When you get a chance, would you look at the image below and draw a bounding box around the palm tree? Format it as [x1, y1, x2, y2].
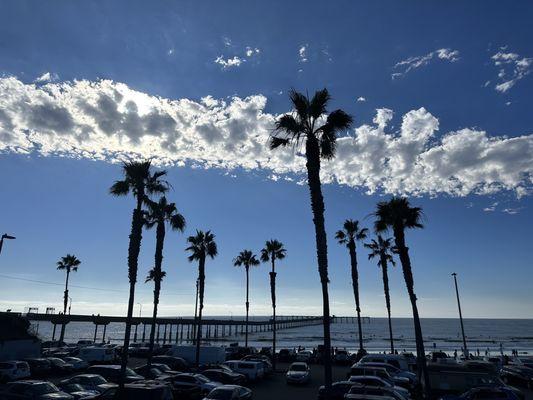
[109, 160, 168, 389]
[269, 89, 352, 392]
[233, 250, 260, 348]
[144, 196, 186, 365]
[260, 239, 287, 371]
[374, 197, 430, 395]
[185, 230, 218, 367]
[365, 235, 396, 354]
[335, 220, 368, 354]
[56, 254, 81, 342]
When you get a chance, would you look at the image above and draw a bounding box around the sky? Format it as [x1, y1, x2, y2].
[0, 0, 532, 319]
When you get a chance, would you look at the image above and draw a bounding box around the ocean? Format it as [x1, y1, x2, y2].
[32, 317, 533, 356]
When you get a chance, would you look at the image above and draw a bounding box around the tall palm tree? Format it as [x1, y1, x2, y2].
[144, 196, 186, 365]
[233, 250, 260, 348]
[365, 235, 396, 354]
[185, 230, 218, 367]
[260, 239, 287, 371]
[109, 160, 168, 389]
[269, 89, 352, 392]
[56, 254, 81, 342]
[335, 220, 368, 354]
[374, 197, 430, 395]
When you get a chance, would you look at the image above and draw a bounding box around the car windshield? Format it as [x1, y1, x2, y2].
[90, 375, 107, 384]
[195, 374, 210, 383]
[50, 358, 66, 365]
[33, 383, 59, 395]
[63, 384, 85, 392]
[207, 388, 234, 400]
[156, 364, 171, 372]
[125, 367, 138, 376]
[290, 364, 307, 371]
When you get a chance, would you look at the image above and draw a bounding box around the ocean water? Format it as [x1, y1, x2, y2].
[32, 317, 533, 356]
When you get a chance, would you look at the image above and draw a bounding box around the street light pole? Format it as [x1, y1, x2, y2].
[134, 303, 142, 343]
[0, 234, 16, 255]
[68, 297, 72, 315]
[452, 273, 469, 358]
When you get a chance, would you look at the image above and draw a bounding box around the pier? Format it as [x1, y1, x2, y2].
[12, 312, 370, 343]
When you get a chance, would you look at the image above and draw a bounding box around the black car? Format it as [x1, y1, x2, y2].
[46, 357, 74, 375]
[318, 381, 354, 400]
[23, 358, 52, 378]
[501, 366, 533, 389]
[57, 383, 100, 399]
[202, 369, 246, 385]
[60, 373, 116, 393]
[151, 363, 181, 376]
[0, 380, 73, 399]
[134, 365, 171, 380]
[449, 387, 523, 400]
[278, 349, 295, 362]
[152, 355, 189, 371]
[87, 365, 144, 384]
[92, 381, 174, 400]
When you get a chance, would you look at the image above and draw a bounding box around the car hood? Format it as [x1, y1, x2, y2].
[287, 371, 308, 378]
[39, 393, 74, 400]
[70, 390, 100, 398]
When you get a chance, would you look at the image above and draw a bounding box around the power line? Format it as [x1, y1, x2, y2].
[0, 274, 193, 296]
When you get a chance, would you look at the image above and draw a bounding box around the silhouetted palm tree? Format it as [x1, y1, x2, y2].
[374, 197, 430, 395]
[186, 230, 218, 367]
[365, 235, 396, 354]
[233, 250, 260, 348]
[144, 196, 185, 365]
[335, 220, 368, 354]
[269, 89, 352, 392]
[56, 254, 81, 342]
[109, 160, 168, 389]
[260, 239, 287, 371]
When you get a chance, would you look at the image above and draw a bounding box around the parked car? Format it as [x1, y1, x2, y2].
[500, 365, 533, 389]
[204, 384, 252, 400]
[0, 361, 31, 382]
[348, 375, 410, 398]
[198, 364, 234, 374]
[286, 362, 310, 384]
[201, 369, 246, 385]
[57, 383, 100, 399]
[77, 340, 94, 347]
[357, 361, 418, 385]
[159, 373, 222, 396]
[0, 380, 74, 400]
[241, 355, 272, 374]
[46, 357, 74, 375]
[295, 350, 313, 362]
[61, 357, 89, 371]
[152, 355, 189, 371]
[60, 373, 116, 393]
[359, 355, 410, 372]
[318, 381, 355, 400]
[91, 381, 174, 400]
[150, 363, 182, 376]
[77, 347, 115, 364]
[335, 350, 350, 365]
[134, 365, 172, 380]
[23, 358, 52, 378]
[511, 357, 533, 369]
[223, 361, 264, 381]
[87, 365, 144, 384]
[443, 387, 522, 400]
[345, 384, 408, 400]
[349, 365, 411, 389]
[277, 348, 295, 362]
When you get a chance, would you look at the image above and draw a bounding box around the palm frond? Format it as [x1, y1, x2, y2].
[109, 180, 130, 196]
[309, 88, 331, 119]
[289, 89, 309, 121]
[269, 136, 291, 150]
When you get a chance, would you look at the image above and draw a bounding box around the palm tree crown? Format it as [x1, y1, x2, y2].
[56, 254, 81, 273]
[233, 250, 260, 269]
[145, 267, 166, 283]
[269, 89, 353, 159]
[335, 219, 368, 246]
[186, 230, 218, 261]
[144, 196, 186, 232]
[374, 197, 424, 233]
[109, 160, 169, 200]
[260, 239, 287, 264]
[365, 236, 396, 268]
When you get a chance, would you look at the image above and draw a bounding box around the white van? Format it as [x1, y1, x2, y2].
[223, 360, 264, 381]
[165, 345, 225, 365]
[359, 354, 410, 372]
[78, 346, 115, 364]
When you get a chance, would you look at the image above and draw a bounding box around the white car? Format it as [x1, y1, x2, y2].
[286, 362, 310, 384]
[166, 373, 222, 396]
[348, 376, 410, 398]
[62, 357, 89, 371]
[0, 361, 31, 382]
[203, 385, 252, 400]
[224, 361, 264, 381]
[296, 350, 313, 362]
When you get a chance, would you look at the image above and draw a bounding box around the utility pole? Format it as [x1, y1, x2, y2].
[452, 273, 468, 358]
[0, 233, 16, 255]
[193, 279, 199, 344]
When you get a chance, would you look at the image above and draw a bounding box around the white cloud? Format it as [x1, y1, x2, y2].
[245, 47, 260, 57]
[299, 44, 308, 63]
[214, 55, 244, 69]
[491, 49, 532, 93]
[392, 48, 460, 79]
[356, 97, 366, 102]
[34, 72, 59, 83]
[483, 202, 498, 212]
[0, 77, 531, 198]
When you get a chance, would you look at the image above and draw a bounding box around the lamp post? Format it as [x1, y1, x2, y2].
[0, 234, 16, 255]
[452, 273, 469, 358]
[134, 303, 142, 342]
[68, 297, 72, 315]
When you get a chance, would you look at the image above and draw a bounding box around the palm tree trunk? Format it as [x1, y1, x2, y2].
[269, 256, 277, 372]
[380, 258, 394, 354]
[195, 257, 205, 367]
[393, 227, 430, 397]
[348, 241, 364, 352]
[245, 265, 250, 348]
[119, 197, 144, 392]
[148, 221, 165, 366]
[305, 136, 333, 394]
[59, 270, 70, 343]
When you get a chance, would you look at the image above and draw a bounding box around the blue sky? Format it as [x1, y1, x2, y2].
[0, 0, 531, 318]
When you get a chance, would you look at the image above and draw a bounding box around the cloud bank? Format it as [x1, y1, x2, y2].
[393, 48, 460, 79]
[0, 76, 531, 197]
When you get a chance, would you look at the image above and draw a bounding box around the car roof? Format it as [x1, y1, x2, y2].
[291, 362, 308, 366]
[90, 365, 120, 369]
